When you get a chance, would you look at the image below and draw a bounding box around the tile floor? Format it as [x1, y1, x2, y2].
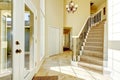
[35, 51, 111, 80]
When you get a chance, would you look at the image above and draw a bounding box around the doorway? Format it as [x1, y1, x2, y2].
[63, 27, 71, 51]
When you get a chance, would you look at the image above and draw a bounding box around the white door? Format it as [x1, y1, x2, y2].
[12, 0, 36, 80]
[0, 1, 13, 79]
[0, 0, 36, 80]
[48, 27, 60, 56]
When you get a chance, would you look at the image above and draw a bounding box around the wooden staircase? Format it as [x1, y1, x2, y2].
[78, 21, 105, 73]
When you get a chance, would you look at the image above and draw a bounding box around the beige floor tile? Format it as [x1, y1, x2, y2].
[35, 51, 111, 80]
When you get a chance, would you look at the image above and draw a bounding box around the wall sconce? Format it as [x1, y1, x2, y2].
[66, 0, 78, 13]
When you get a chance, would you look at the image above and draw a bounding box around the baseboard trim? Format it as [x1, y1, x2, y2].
[35, 56, 46, 74]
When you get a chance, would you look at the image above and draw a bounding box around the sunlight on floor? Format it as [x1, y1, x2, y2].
[50, 65, 94, 80]
[35, 51, 111, 80]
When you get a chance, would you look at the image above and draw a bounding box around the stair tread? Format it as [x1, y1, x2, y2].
[83, 50, 103, 58]
[88, 33, 103, 35]
[81, 55, 103, 60]
[78, 61, 103, 73]
[88, 35, 103, 36]
[85, 46, 103, 48]
[78, 61, 103, 69]
[87, 37, 103, 39]
[83, 50, 103, 54]
[80, 55, 103, 66]
[86, 41, 103, 44]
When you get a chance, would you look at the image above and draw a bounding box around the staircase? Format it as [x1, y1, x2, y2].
[78, 21, 105, 73]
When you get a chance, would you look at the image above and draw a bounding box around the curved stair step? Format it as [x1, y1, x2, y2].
[78, 61, 103, 73]
[80, 55, 103, 66]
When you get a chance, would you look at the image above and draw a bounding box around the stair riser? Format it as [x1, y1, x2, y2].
[88, 35, 103, 38]
[78, 63, 103, 73]
[85, 43, 103, 46]
[91, 26, 103, 28]
[84, 47, 103, 52]
[87, 36, 103, 38]
[88, 32, 103, 36]
[86, 39, 103, 42]
[83, 52, 103, 58]
[89, 30, 103, 32]
[89, 32, 103, 35]
[91, 29, 104, 31]
[80, 57, 103, 66]
[93, 24, 104, 27]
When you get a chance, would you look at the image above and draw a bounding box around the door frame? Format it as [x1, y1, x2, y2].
[24, 0, 37, 80]
[13, 0, 37, 80]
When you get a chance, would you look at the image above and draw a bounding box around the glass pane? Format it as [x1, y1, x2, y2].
[0, 0, 12, 80]
[24, 5, 34, 78]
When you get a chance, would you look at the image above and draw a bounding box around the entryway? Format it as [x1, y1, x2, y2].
[63, 27, 72, 51]
[34, 51, 111, 80]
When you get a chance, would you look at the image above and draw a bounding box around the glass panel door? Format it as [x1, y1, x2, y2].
[0, 0, 12, 80]
[24, 5, 34, 78]
[0, 0, 35, 80]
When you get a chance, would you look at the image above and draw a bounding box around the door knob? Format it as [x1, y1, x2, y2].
[16, 41, 20, 45]
[16, 49, 22, 54]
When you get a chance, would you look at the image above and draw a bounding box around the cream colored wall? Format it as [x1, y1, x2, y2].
[46, 0, 64, 28]
[65, 0, 90, 36]
[31, 0, 64, 59]
[45, 0, 64, 56]
[31, 0, 41, 67]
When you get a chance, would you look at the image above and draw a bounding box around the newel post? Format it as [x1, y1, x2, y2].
[72, 36, 80, 61]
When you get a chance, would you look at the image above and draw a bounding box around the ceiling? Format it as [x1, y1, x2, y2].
[90, 0, 106, 14]
[90, 0, 106, 8]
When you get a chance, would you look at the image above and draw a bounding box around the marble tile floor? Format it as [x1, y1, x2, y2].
[35, 51, 112, 80]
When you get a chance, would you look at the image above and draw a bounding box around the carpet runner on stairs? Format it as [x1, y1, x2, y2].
[79, 20, 105, 73]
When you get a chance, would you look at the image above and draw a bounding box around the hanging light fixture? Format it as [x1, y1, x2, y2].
[66, 0, 78, 13]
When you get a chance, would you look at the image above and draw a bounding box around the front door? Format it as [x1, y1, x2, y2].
[0, 0, 35, 80]
[12, 0, 35, 80]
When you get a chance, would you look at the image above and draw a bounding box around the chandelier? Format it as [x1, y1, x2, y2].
[66, 0, 78, 13]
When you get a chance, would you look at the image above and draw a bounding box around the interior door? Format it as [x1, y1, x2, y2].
[48, 27, 60, 56]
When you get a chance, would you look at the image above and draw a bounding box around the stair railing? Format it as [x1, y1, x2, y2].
[72, 9, 102, 62]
